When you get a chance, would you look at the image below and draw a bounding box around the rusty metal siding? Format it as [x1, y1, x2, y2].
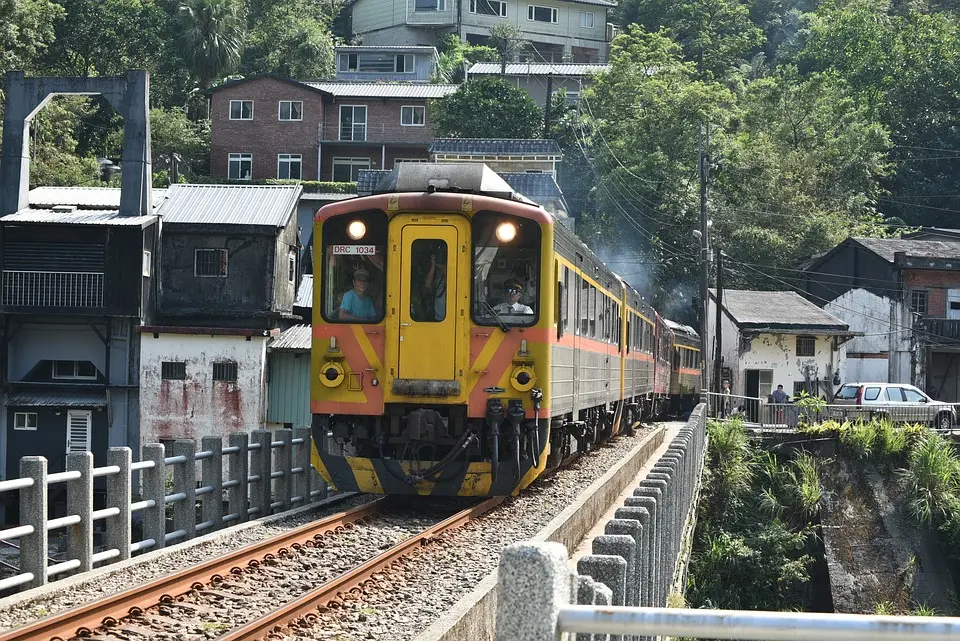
[266, 351, 311, 427]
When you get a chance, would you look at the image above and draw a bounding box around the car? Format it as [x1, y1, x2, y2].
[832, 382, 957, 430]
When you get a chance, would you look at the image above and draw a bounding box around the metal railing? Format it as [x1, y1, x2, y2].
[321, 123, 435, 144]
[0, 427, 329, 594]
[1, 270, 104, 307]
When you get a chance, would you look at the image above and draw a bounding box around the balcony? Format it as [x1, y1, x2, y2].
[2, 270, 104, 308]
[320, 123, 434, 145]
[406, 0, 456, 26]
[918, 318, 960, 346]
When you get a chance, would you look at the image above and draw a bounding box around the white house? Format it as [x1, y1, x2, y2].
[708, 289, 857, 403]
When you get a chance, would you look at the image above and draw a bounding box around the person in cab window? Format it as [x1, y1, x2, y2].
[493, 278, 533, 315]
[423, 246, 446, 320]
[339, 268, 377, 321]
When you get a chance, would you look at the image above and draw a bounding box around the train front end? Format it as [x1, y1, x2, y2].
[310, 164, 554, 497]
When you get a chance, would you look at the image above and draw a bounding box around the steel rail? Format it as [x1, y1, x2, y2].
[216, 496, 506, 641]
[0, 495, 383, 641]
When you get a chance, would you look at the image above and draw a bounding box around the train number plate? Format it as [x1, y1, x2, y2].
[332, 245, 377, 255]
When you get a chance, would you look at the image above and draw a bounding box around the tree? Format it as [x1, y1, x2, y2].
[28, 96, 101, 188]
[429, 76, 543, 138]
[241, 0, 334, 79]
[0, 0, 63, 76]
[176, 0, 245, 89]
[488, 21, 526, 66]
[434, 33, 498, 83]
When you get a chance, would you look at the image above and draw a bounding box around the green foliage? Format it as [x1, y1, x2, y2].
[0, 0, 63, 76]
[241, 0, 334, 79]
[429, 76, 543, 139]
[897, 431, 960, 527]
[176, 0, 245, 89]
[29, 96, 101, 188]
[434, 33, 498, 83]
[190, 176, 357, 193]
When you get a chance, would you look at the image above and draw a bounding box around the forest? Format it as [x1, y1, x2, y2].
[1, 0, 959, 315]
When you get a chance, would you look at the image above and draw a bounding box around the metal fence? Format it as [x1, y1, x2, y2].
[0, 427, 329, 594]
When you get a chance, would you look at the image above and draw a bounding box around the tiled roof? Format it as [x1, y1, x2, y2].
[713, 289, 850, 331]
[468, 62, 610, 76]
[854, 237, 960, 262]
[335, 45, 438, 53]
[499, 172, 564, 203]
[357, 170, 392, 196]
[5, 389, 108, 408]
[295, 275, 313, 309]
[304, 82, 459, 99]
[29, 186, 167, 209]
[158, 184, 300, 227]
[270, 324, 312, 351]
[2, 209, 157, 226]
[430, 138, 562, 156]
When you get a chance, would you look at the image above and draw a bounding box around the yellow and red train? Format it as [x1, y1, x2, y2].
[310, 164, 701, 497]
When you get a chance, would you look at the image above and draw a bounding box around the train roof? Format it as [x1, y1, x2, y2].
[371, 163, 542, 209]
[665, 318, 700, 340]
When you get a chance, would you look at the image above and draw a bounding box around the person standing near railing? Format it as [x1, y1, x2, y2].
[771, 384, 790, 424]
[721, 380, 731, 418]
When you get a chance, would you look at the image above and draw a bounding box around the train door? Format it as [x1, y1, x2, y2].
[396, 223, 464, 381]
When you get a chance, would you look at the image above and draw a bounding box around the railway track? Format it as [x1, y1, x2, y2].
[0, 494, 503, 641]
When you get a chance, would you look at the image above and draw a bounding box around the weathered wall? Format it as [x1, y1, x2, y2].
[736, 333, 837, 397]
[139, 333, 268, 444]
[266, 351, 311, 427]
[826, 288, 911, 385]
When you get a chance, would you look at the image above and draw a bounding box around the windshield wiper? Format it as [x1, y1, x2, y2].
[481, 299, 509, 333]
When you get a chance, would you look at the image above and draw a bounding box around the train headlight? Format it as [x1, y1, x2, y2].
[320, 361, 345, 388]
[347, 220, 366, 240]
[495, 221, 517, 243]
[510, 365, 537, 392]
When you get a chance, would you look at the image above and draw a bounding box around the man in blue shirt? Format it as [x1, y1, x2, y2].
[338, 268, 377, 321]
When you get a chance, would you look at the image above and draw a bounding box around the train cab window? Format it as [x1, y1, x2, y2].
[472, 212, 540, 326]
[409, 239, 448, 322]
[320, 211, 387, 323]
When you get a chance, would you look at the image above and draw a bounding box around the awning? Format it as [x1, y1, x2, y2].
[4, 390, 108, 408]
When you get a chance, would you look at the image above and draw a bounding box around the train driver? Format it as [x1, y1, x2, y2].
[338, 267, 378, 321]
[492, 278, 534, 315]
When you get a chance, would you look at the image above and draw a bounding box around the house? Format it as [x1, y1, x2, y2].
[348, 0, 616, 63]
[466, 61, 609, 106]
[707, 289, 856, 405]
[429, 138, 562, 176]
[209, 75, 459, 183]
[137, 184, 302, 446]
[800, 236, 960, 400]
[265, 324, 313, 430]
[335, 45, 439, 81]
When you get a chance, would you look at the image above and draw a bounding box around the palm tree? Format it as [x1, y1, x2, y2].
[176, 0, 245, 89]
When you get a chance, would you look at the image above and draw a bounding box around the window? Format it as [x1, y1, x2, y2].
[528, 4, 558, 22]
[14, 412, 37, 431]
[213, 362, 238, 382]
[321, 210, 388, 323]
[278, 100, 303, 121]
[579, 10, 595, 28]
[142, 250, 151, 277]
[228, 153, 252, 180]
[195, 249, 228, 277]
[332, 157, 371, 182]
[409, 239, 448, 322]
[161, 361, 186, 380]
[339, 105, 367, 141]
[53, 360, 98, 380]
[288, 251, 296, 283]
[472, 212, 540, 327]
[863, 386, 881, 401]
[470, 0, 507, 16]
[394, 158, 429, 167]
[903, 387, 927, 403]
[401, 105, 425, 126]
[229, 100, 253, 120]
[339, 53, 415, 73]
[796, 336, 815, 357]
[911, 290, 928, 315]
[277, 154, 302, 180]
[885, 387, 905, 402]
[414, 0, 445, 10]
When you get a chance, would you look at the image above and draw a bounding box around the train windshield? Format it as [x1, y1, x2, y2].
[320, 211, 387, 323]
[472, 212, 540, 327]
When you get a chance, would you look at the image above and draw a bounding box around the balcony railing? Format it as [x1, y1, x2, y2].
[917, 317, 960, 345]
[321, 123, 434, 144]
[2, 270, 104, 308]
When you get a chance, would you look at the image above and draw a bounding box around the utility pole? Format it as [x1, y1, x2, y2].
[698, 121, 711, 396]
[713, 246, 723, 394]
[544, 74, 554, 136]
[501, 37, 509, 74]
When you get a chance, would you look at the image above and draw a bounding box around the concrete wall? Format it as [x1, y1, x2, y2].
[460, 0, 609, 56]
[335, 50, 437, 81]
[826, 288, 911, 385]
[139, 333, 269, 444]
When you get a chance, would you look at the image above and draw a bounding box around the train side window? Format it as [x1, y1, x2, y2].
[579, 275, 588, 336]
[562, 266, 570, 334]
[589, 287, 597, 337]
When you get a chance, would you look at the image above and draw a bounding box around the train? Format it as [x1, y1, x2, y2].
[310, 163, 701, 497]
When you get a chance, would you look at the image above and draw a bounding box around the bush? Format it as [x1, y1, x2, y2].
[188, 176, 358, 194]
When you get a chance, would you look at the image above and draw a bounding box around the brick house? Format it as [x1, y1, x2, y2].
[209, 75, 458, 183]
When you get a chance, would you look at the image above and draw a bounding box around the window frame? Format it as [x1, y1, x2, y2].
[910, 289, 928, 315]
[400, 105, 426, 127]
[278, 100, 303, 121]
[142, 250, 151, 277]
[276, 153, 303, 180]
[229, 100, 253, 120]
[414, 0, 446, 11]
[288, 251, 296, 283]
[161, 361, 187, 380]
[795, 335, 815, 357]
[52, 360, 98, 380]
[579, 10, 595, 28]
[527, 4, 558, 23]
[338, 105, 368, 141]
[195, 248, 229, 278]
[227, 153, 253, 181]
[319, 210, 388, 324]
[470, 0, 508, 16]
[212, 361, 238, 382]
[14, 412, 38, 431]
[331, 157, 372, 182]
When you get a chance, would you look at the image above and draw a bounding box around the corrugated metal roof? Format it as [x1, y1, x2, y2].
[305, 82, 459, 98]
[567, 0, 615, 5]
[159, 184, 300, 227]
[5, 389, 108, 407]
[469, 62, 610, 76]
[2, 209, 157, 226]
[29, 186, 167, 209]
[335, 45, 438, 53]
[295, 275, 313, 309]
[430, 138, 562, 156]
[270, 324, 312, 351]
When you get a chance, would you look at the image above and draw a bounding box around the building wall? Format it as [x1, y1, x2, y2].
[335, 50, 437, 81]
[319, 144, 429, 180]
[801, 241, 896, 306]
[266, 351, 311, 427]
[320, 98, 441, 144]
[733, 333, 839, 399]
[904, 269, 960, 317]
[351, 0, 406, 35]
[475, 74, 587, 109]
[460, 0, 609, 52]
[5, 406, 108, 476]
[139, 333, 268, 444]
[825, 288, 911, 385]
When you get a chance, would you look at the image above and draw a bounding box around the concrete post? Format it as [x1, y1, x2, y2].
[275, 428, 293, 510]
[106, 447, 132, 562]
[636, 480, 667, 604]
[293, 427, 312, 505]
[172, 440, 197, 540]
[578, 554, 627, 641]
[227, 432, 249, 524]
[19, 456, 47, 590]
[250, 430, 272, 518]
[496, 541, 571, 641]
[66, 451, 93, 575]
[620, 500, 654, 609]
[141, 443, 166, 552]
[200, 436, 223, 532]
[575, 575, 598, 641]
[111, 71, 153, 218]
[606, 517, 644, 610]
[593, 534, 637, 609]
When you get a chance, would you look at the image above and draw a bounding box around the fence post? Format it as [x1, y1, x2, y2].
[275, 428, 293, 511]
[66, 451, 94, 575]
[250, 430, 272, 518]
[106, 447, 132, 562]
[19, 456, 48, 590]
[200, 436, 223, 532]
[141, 443, 166, 552]
[293, 427, 311, 506]
[227, 432, 248, 525]
[495, 542, 571, 641]
[172, 440, 197, 541]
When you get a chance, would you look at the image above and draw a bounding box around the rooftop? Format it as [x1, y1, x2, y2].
[2, 209, 157, 227]
[357, 170, 392, 196]
[269, 324, 312, 352]
[158, 184, 301, 227]
[295, 275, 313, 309]
[335, 45, 439, 54]
[430, 138, 562, 157]
[28, 186, 168, 209]
[498, 173, 568, 211]
[468, 62, 610, 76]
[5, 389, 107, 408]
[853, 237, 960, 262]
[712, 289, 851, 332]
[304, 81, 459, 99]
